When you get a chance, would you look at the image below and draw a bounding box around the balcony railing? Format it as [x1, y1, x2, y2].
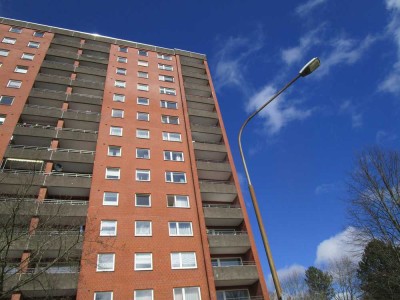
[207, 229, 247, 235]
[8, 144, 96, 155]
[26, 263, 80, 274]
[25, 104, 101, 116]
[200, 180, 233, 185]
[38, 73, 104, 86]
[0, 169, 92, 178]
[16, 123, 98, 134]
[203, 204, 241, 209]
[212, 261, 256, 267]
[0, 197, 88, 205]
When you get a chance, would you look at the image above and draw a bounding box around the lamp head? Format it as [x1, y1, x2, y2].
[299, 57, 320, 77]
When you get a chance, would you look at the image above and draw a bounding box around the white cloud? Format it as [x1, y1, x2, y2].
[315, 227, 364, 265]
[246, 84, 314, 135]
[339, 100, 363, 128]
[295, 0, 327, 17]
[315, 183, 336, 195]
[376, 130, 398, 144]
[268, 264, 306, 290]
[386, 0, 400, 10]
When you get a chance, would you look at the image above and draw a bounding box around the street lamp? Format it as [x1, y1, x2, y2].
[238, 58, 320, 300]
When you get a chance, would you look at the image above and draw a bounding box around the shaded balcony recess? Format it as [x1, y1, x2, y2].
[0, 197, 88, 205]
[0, 169, 92, 178]
[24, 104, 101, 116]
[15, 123, 98, 134]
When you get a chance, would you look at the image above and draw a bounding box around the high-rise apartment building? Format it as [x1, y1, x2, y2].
[0, 17, 269, 300]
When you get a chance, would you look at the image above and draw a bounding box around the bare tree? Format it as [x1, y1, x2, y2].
[281, 268, 308, 299]
[328, 256, 361, 300]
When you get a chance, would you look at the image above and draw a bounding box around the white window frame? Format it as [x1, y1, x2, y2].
[138, 60, 149, 67]
[111, 109, 124, 118]
[135, 221, 152, 236]
[162, 132, 182, 142]
[134, 253, 153, 271]
[21, 53, 34, 60]
[9, 27, 22, 33]
[158, 63, 173, 71]
[157, 53, 172, 61]
[136, 129, 150, 139]
[166, 171, 187, 183]
[137, 112, 149, 121]
[138, 71, 149, 79]
[136, 148, 150, 159]
[137, 83, 149, 91]
[173, 287, 201, 300]
[162, 115, 179, 125]
[167, 195, 190, 208]
[0, 95, 14, 106]
[116, 68, 127, 75]
[94, 291, 113, 300]
[113, 94, 125, 102]
[118, 46, 128, 53]
[171, 252, 197, 269]
[136, 169, 150, 182]
[100, 220, 117, 236]
[168, 222, 193, 236]
[2, 37, 16, 44]
[33, 31, 45, 37]
[137, 97, 149, 105]
[103, 192, 119, 206]
[115, 80, 126, 88]
[0, 49, 10, 57]
[27, 41, 40, 48]
[159, 75, 174, 82]
[7, 80, 22, 89]
[108, 146, 121, 157]
[135, 194, 151, 207]
[96, 253, 115, 272]
[117, 56, 127, 63]
[14, 66, 28, 74]
[160, 87, 176, 95]
[134, 290, 153, 300]
[105, 168, 120, 180]
[138, 49, 148, 57]
[160, 100, 178, 109]
[164, 151, 184, 162]
[110, 126, 123, 136]
[0, 115, 6, 125]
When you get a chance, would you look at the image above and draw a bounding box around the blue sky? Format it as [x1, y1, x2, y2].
[3, 0, 400, 287]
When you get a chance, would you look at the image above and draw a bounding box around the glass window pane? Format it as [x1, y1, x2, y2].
[136, 194, 150, 206]
[94, 291, 113, 300]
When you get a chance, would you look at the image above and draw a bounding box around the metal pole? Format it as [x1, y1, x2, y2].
[238, 74, 301, 300]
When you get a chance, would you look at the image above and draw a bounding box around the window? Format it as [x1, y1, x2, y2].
[162, 115, 179, 125]
[136, 148, 150, 159]
[211, 257, 242, 267]
[33, 31, 45, 37]
[138, 71, 148, 78]
[137, 112, 149, 121]
[135, 194, 151, 207]
[14, 66, 28, 74]
[137, 84, 149, 91]
[111, 109, 124, 118]
[167, 195, 189, 208]
[138, 60, 148, 67]
[135, 253, 152, 270]
[103, 192, 119, 206]
[173, 287, 201, 300]
[162, 132, 181, 142]
[171, 252, 197, 269]
[97, 253, 115, 272]
[160, 87, 176, 95]
[158, 63, 173, 71]
[108, 146, 121, 157]
[100, 220, 117, 236]
[136, 129, 150, 139]
[2, 37, 16, 44]
[110, 126, 123, 136]
[138, 49, 148, 56]
[159, 75, 174, 82]
[136, 169, 150, 181]
[166, 172, 187, 183]
[118, 46, 128, 53]
[27, 41, 40, 48]
[117, 56, 127, 63]
[116, 68, 127, 75]
[7, 80, 22, 89]
[135, 221, 152, 236]
[94, 291, 113, 300]
[115, 80, 126, 88]
[113, 94, 125, 102]
[134, 290, 153, 300]
[106, 168, 120, 180]
[157, 53, 172, 61]
[164, 151, 184, 162]
[137, 97, 149, 105]
[21, 53, 34, 60]
[0, 96, 14, 106]
[0, 49, 9, 57]
[169, 222, 193, 236]
[216, 290, 250, 300]
[160, 100, 178, 109]
[9, 27, 22, 33]
[0, 115, 5, 125]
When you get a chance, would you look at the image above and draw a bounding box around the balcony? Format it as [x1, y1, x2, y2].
[184, 82, 212, 93]
[182, 72, 208, 80]
[47, 48, 79, 60]
[41, 60, 75, 72]
[200, 181, 237, 202]
[29, 88, 68, 102]
[186, 95, 215, 111]
[82, 42, 110, 53]
[203, 204, 243, 226]
[213, 263, 259, 287]
[193, 142, 227, 161]
[35, 73, 71, 86]
[52, 37, 82, 48]
[79, 53, 109, 65]
[180, 57, 206, 69]
[191, 124, 222, 143]
[208, 230, 251, 254]
[196, 160, 231, 181]
[188, 108, 218, 126]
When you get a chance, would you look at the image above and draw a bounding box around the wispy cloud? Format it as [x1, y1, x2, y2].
[246, 84, 314, 135]
[339, 100, 363, 128]
[295, 0, 327, 17]
[379, 0, 400, 94]
[315, 227, 364, 265]
[268, 264, 306, 290]
[315, 183, 337, 195]
[376, 130, 398, 145]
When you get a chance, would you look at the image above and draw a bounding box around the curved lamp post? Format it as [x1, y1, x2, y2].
[238, 58, 321, 300]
